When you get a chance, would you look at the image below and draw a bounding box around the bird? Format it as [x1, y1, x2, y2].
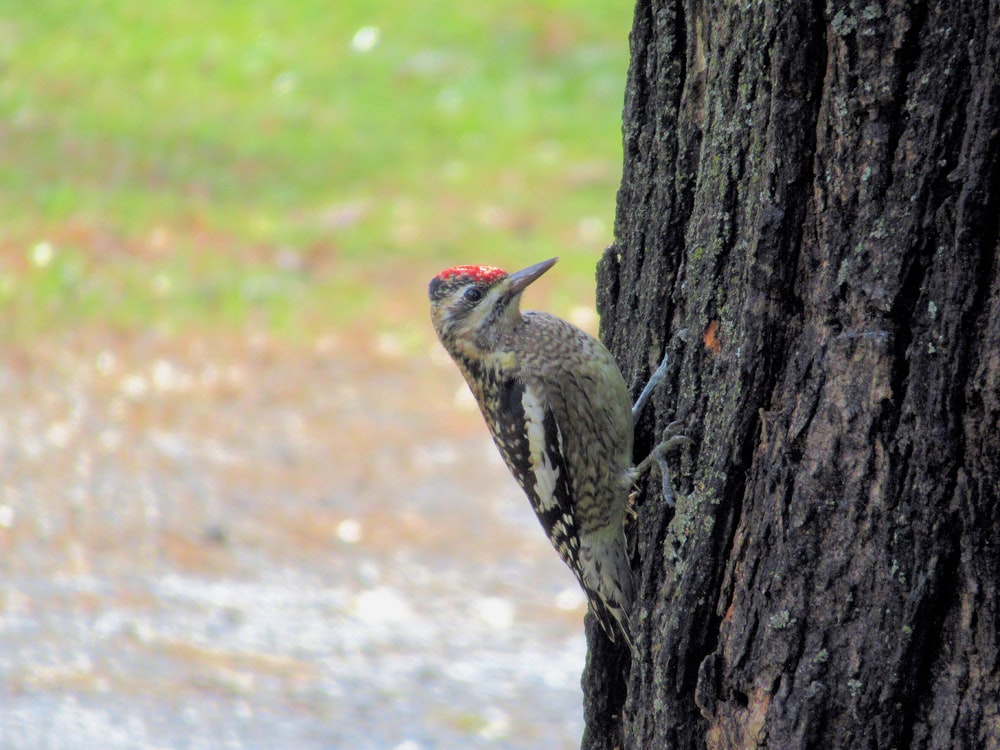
[428, 256, 683, 651]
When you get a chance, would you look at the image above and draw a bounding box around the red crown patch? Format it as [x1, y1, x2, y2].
[433, 265, 508, 284]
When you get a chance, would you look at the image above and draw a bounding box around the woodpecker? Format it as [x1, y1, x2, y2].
[429, 256, 681, 651]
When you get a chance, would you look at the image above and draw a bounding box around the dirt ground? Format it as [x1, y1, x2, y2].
[0, 330, 588, 749]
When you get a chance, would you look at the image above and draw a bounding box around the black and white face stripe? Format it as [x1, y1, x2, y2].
[428, 274, 518, 346]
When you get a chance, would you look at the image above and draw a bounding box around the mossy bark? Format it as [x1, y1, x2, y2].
[587, 1, 1000, 748]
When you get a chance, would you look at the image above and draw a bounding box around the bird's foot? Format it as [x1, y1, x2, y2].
[631, 330, 687, 423]
[631, 353, 669, 423]
[635, 421, 692, 508]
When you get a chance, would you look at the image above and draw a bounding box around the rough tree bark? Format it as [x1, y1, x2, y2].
[585, 1, 1000, 748]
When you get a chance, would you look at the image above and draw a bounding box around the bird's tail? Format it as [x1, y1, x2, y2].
[580, 529, 636, 653]
[590, 587, 636, 654]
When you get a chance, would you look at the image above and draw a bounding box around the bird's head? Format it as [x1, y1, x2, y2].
[428, 257, 557, 355]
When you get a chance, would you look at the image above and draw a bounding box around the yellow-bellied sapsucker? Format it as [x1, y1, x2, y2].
[429, 257, 682, 651]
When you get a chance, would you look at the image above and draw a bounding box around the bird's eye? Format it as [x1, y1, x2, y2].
[463, 287, 485, 303]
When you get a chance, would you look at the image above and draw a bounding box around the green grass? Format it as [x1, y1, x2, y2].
[0, 0, 631, 342]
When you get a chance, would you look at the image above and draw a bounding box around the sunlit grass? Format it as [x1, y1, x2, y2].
[0, 0, 631, 342]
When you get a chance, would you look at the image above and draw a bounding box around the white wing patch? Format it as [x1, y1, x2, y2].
[521, 385, 561, 511]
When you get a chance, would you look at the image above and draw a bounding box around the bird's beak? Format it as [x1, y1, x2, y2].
[507, 257, 558, 295]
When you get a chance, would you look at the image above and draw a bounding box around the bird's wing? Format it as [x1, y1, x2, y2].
[493, 377, 582, 571]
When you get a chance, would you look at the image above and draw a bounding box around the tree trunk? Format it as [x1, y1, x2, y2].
[586, 1, 1000, 748]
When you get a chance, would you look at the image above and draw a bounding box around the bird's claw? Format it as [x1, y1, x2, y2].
[634, 420, 692, 508]
[657, 421, 693, 454]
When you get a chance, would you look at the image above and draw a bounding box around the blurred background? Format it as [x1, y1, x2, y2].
[0, 1, 631, 747]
